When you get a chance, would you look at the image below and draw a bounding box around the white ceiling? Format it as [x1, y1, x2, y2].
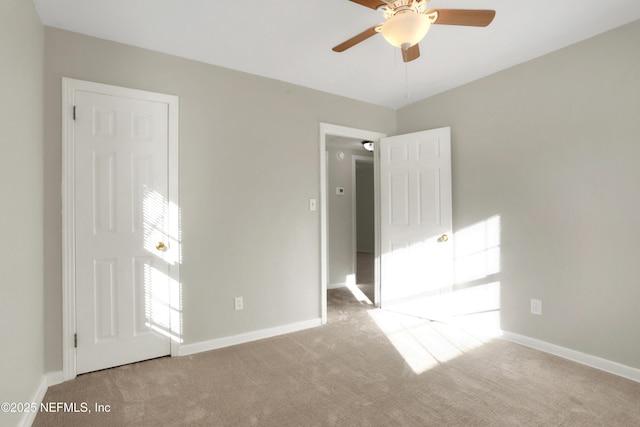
[33, 0, 640, 110]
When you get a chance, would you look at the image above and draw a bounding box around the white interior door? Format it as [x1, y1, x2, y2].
[380, 127, 453, 320]
[75, 90, 172, 374]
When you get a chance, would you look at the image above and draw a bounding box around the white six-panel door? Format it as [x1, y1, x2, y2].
[380, 127, 453, 320]
[74, 90, 172, 374]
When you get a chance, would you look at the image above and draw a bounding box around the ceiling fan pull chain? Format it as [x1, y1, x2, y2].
[405, 62, 411, 100]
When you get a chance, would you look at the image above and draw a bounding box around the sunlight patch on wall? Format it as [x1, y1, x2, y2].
[454, 215, 501, 284]
[447, 282, 502, 339]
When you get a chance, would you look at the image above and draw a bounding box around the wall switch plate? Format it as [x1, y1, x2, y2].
[530, 298, 542, 315]
[234, 296, 244, 311]
[336, 187, 345, 196]
[309, 198, 317, 211]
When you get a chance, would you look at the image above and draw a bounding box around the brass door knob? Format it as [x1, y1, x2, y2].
[156, 242, 166, 251]
[438, 234, 449, 242]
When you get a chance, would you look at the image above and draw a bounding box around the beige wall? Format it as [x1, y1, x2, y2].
[0, 0, 45, 423]
[397, 20, 640, 369]
[43, 27, 396, 370]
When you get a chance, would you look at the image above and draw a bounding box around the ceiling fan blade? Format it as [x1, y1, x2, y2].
[430, 9, 496, 27]
[402, 44, 420, 63]
[332, 26, 379, 52]
[349, 0, 386, 10]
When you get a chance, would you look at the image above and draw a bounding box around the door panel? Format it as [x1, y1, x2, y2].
[75, 91, 171, 374]
[380, 127, 453, 320]
[94, 259, 117, 340]
[389, 172, 409, 225]
[417, 169, 440, 226]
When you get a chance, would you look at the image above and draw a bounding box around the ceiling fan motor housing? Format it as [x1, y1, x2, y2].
[380, 10, 431, 48]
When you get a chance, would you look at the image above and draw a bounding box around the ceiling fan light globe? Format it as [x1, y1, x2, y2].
[380, 12, 431, 48]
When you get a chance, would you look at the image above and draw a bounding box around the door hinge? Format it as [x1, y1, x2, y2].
[73, 106, 76, 121]
[74, 333, 77, 348]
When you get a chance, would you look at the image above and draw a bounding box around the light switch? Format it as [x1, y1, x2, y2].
[309, 198, 317, 211]
[336, 187, 345, 196]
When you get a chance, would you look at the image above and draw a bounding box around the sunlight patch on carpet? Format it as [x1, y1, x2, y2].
[368, 307, 501, 375]
[345, 274, 373, 305]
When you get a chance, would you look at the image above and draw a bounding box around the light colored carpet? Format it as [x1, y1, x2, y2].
[35, 288, 640, 426]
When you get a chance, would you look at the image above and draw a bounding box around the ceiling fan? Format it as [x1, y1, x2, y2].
[332, 0, 496, 62]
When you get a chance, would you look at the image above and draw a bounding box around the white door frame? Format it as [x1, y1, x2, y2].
[61, 78, 180, 380]
[319, 123, 386, 323]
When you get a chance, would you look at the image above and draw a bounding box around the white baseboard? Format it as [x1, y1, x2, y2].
[502, 331, 640, 383]
[19, 371, 65, 427]
[328, 282, 346, 290]
[19, 376, 47, 427]
[46, 371, 65, 388]
[178, 318, 322, 357]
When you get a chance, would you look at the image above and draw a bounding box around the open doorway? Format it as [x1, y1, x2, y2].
[319, 123, 386, 324]
[354, 158, 375, 303]
[326, 139, 374, 304]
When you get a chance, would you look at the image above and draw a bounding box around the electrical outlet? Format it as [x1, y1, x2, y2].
[234, 296, 243, 311]
[530, 299, 542, 315]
